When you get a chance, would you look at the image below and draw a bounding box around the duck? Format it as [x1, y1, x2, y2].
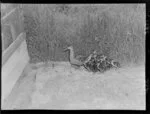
[64, 46, 84, 68]
[105, 58, 121, 68]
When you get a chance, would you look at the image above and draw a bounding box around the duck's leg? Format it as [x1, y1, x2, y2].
[83, 63, 90, 72]
[71, 64, 81, 70]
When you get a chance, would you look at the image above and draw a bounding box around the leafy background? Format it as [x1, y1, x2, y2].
[22, 4, 145, 66]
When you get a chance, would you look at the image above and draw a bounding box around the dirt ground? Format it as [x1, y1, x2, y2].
[2, 62, 145, 110]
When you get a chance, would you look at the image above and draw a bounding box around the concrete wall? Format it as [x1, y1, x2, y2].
[1, 4, 30, 105]
[1, 4, 24, 51]
[2, 33, 30, 104]
[1, 5, 29, 104]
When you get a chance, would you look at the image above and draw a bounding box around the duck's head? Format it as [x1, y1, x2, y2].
[63, 46, 73, 52]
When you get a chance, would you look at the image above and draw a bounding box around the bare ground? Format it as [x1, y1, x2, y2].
[2, 62, 145, 110]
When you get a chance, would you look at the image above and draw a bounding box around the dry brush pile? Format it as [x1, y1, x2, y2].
[22, 4, 145, 66]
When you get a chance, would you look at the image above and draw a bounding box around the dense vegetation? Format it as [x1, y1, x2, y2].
[23, 4, 145, 66]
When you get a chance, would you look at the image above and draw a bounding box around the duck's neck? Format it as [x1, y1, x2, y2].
[69, 48, 74, 61]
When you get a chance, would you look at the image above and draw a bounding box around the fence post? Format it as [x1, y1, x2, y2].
[9, 23, 17, 41]
[2, 6, 24, 50]
[2, 32, 5, 51]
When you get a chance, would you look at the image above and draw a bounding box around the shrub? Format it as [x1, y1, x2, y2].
[23, 4, 145, 65]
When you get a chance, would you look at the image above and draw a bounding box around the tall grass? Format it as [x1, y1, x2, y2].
[23, 4, 145, 65]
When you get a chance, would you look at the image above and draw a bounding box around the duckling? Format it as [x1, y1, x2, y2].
[105, 57, 120, 68]
[83, 50, 99, 72]
[109, 59, 121, 68]
[83, 50, 121, 73]
[96, 54, 107, 62]
[113, 61, 121, 68]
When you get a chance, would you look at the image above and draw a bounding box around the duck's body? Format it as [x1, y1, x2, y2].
[64, 46, 84, 67]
